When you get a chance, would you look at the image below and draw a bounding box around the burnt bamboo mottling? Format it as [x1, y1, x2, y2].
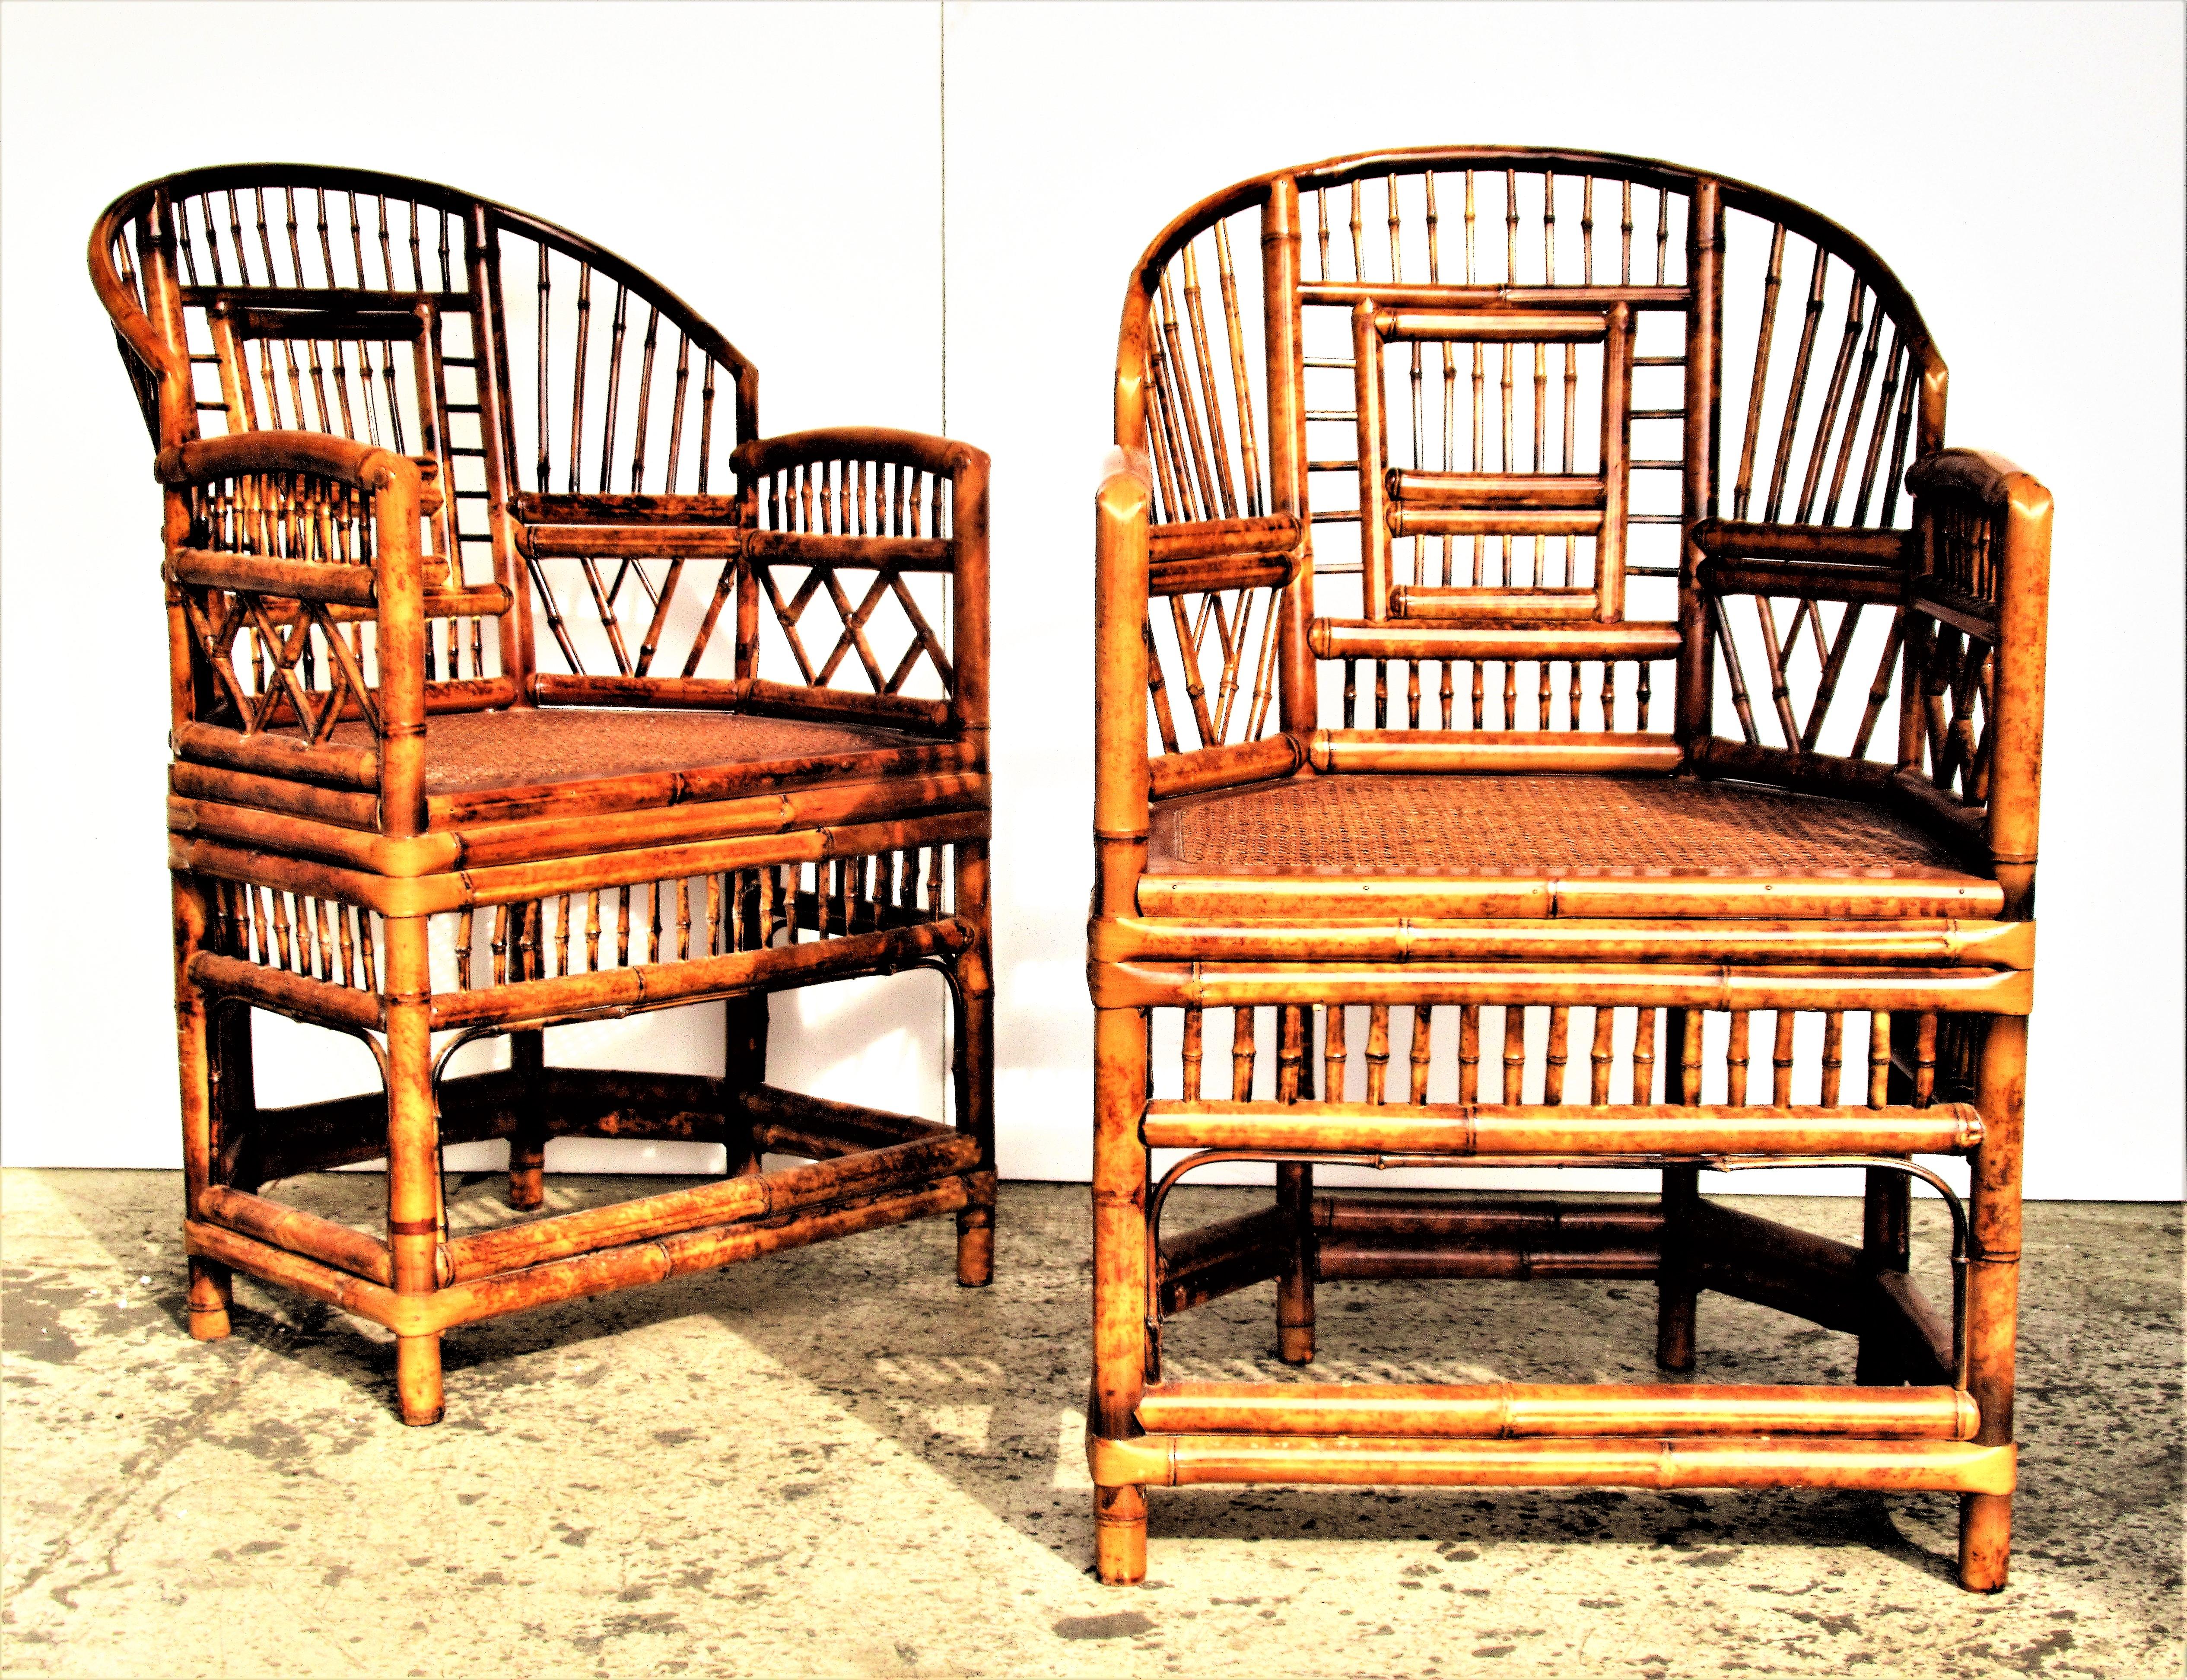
[1089, 148, 2049, 1593]
[92, 165, 995, 1423]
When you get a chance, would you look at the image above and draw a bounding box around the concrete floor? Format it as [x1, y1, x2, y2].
[2, 1170, 2179, 1679]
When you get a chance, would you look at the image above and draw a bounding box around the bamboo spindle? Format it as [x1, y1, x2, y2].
[507, 1029, 546, 1209]
[1275, 1006, 1315, 1366]
[1656, 1008, 1702, 1371]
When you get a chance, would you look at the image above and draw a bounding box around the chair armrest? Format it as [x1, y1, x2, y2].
[729, 427, 990, 738]
[155, 430, 437, 835]
[731, 425, 976, 482]
[155, 431, 443, 517]
[1904, 447, 2028, 509]
[1905, 449, 2053, 904]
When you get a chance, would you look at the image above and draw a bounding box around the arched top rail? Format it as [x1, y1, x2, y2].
[91, 163, 755, 395]
[1118, 147, 1940, 429]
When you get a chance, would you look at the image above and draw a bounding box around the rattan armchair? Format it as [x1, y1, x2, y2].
[1087, 150, 2048, 1590]
[91, 166, 993, 1425]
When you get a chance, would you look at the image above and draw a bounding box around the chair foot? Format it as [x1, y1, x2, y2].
[1277, 1321, 1315, 1365]
[507, 1162, 545, 1212]
[186, 1258, 232, 1341]
[395, 1333, 445, 1426]
[1094, 1484, 1148, 1584]
[955, 1207, 994, 1288]
[1958, 1490, 2012, 1591]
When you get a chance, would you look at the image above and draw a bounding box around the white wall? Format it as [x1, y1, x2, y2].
[4, 2, 2180, 1199]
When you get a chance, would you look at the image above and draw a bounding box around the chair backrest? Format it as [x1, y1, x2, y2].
[89, 166, 761, 697]
[1106, 149, 2044, 866]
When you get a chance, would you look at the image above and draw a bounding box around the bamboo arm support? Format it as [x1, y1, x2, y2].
[1691, 520, 1912, 568]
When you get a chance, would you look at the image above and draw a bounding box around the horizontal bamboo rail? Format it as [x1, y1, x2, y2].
[1148, 515, 1302, 563]
[1147, 736, 1303, 799]
[737, 1082, 952, 1148]
[527, 673, 954, 735]
[1089, 1433, 2015, 1495]
[1147, 556, 1293, 597]
[1089, 913, 2034, 969]
[1129, 875, 2006, 924]
[448, 772, 986, 868]
[1139, 1101, 1982, 1155]
[1308, 620, 1681, 662]
[1393, 509, 1604, 540]
[1316, 1240, 1658, 1281]
[743, 531, 955, 571]
[1135, 1382, 1978, 1440]
[1389, 588, 1605, 620]
[1298, 282, 1688, 309]
[439, 1129, 977, 1282]
[1306, 730, 1681, 774]
[173, 722, 380, 789]
[1093, 960, 2033, 1013]
[167, 549, 379, 608]
[1388, 472, 1606, 509]
[1377, 311, 1608, 343]
[172, 809, 985, 917]
[511, 492, 739, 526]
[188, 951, 386, 1029]
[1318, 1193, 1662, 1242]
[1691, 520, 1912, 566]
[184, 1173, 986, 1337]
[430, 741, 975, 828]
[1156, 1205, 1291, 1316]
[197, 1185, 391, 1285]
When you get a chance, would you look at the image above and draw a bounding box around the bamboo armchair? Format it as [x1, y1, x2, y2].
[1089, 150, 2049, 1591]
[91, 166, 993, 1425]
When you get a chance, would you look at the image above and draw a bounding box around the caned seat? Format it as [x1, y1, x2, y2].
[93, 165, 995, 1426]
[322, 709, 918, 805]
[1088, 149, 2050, 1594]
[1146, 774, 1991, 912]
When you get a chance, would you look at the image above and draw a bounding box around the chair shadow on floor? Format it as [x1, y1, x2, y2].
[94, 1170, 1976, 1587]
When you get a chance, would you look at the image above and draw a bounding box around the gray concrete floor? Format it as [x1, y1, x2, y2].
[2, 1170, 2179, 1679]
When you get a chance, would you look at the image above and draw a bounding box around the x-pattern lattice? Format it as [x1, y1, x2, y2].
[758, 560, 951, 697]
[184, 585, 381, 740]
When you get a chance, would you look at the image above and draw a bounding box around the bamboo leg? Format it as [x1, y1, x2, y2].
[174, 876, 232, 1340]
[1656, 1008, 1700, 1371]
[1859, 1012, 1917, 1381]
[954, 840, 996, 1288]
[1274, 1006, 1314, 1365]
[1092, 1005, 1150, 1585]
[507, 1029, 546, 1210]
[1960, 1015, 2025, 1592]
[385, 914, 444, 1426]
[1856, 1170, 1913, 1382]
[722, 993, 767, 1179]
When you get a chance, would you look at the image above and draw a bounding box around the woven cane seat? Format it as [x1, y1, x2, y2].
[1147, 775, 1975, 880]
[331, 708, 912, 796]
